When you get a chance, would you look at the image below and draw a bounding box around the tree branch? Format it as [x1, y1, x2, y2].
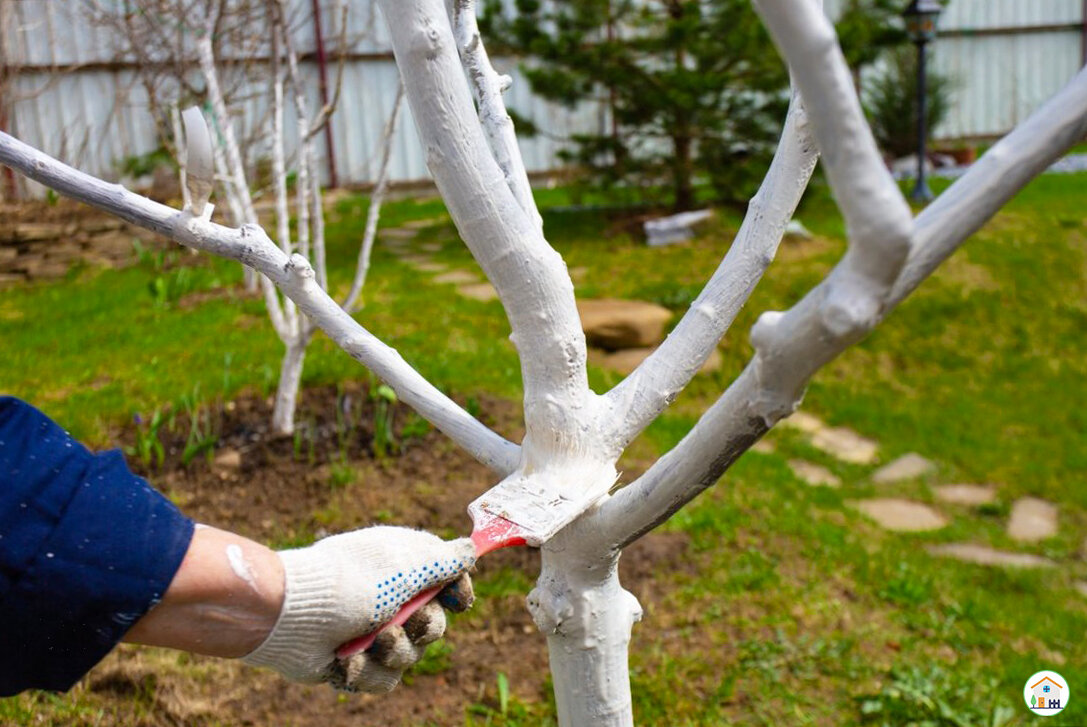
[0, 130, 521, 474]
[892, 67, 1087, 307]
[589, 66, 1087, 553]
[450, 0, 543, 231]
[342, 82, 404, 313]
[603, 92, 818, 449]
[378, 0, 593, 465]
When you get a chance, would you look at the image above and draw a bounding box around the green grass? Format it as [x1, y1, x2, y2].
[1, 170, 1086, 724]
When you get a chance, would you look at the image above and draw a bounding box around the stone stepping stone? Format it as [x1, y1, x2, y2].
[577, 298, 673, 349]
[383, 240, 412, 253]
[1076, 582, 1087, 598]
[788, 459, 840, 487]
[403, 216, 449, 230]
[933, 484, 997, 506]
[871, 453, 935, 483]
[458, 282, 499, 301]
[420, 243, 443, 253]
[851, 498, 947, 531]
[432, 270, 479, 285]
[780, 411, 825, 434]
[381, 227, 418, 240]
[569, 266, 589, 282]
[811, 426, 879, 465]
[928, 543, 1056, 569]
[588, 346, 722, 376]
[1007, 497, 1058, 543]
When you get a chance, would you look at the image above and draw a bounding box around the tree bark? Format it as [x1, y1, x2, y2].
[528, 533, 642, 727]
[272, 338, 308, 435]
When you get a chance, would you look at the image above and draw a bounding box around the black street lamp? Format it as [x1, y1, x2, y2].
[902, 0, 943, 203]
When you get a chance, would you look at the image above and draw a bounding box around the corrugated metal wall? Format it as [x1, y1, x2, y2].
[0, 0, 603, 195]
[825, 0, 1086, 139]
[2, 1, 1084, 197]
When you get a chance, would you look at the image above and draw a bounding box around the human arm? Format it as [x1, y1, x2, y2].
[124, 523, 477, 693]
[0, 397, 474, 696]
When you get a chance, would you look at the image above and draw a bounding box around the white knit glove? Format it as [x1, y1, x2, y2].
[242, 526, 476, 693]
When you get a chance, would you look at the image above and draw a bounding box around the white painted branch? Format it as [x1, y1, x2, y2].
[0, 131, 520, 474]
[180, 107, 214, 216]
[451, 0, 543, 232]
[196, 31, 262, 300]
[269, 58, 300, 337]
[604, 93, 818, 449]
[589, 68, 1087, 554]
[342, 83, 404, 313]
[378, 0, 592, 464]
[754, 0, 912, 328]
[272, 332, 312, 435]
[892, 66, 1087, 307]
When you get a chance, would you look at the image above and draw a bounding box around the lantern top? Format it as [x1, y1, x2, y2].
[902, 0, 943, 42]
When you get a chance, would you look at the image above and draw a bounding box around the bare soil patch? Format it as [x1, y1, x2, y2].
[75, 385, 695, 726]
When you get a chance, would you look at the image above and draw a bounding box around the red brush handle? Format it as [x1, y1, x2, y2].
[335, 515, 526, 661]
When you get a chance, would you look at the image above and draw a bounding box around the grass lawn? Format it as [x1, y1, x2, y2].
[1, 169, 1085, 725]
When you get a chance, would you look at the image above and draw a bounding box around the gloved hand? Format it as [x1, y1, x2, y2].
[242, 526, 476, 693]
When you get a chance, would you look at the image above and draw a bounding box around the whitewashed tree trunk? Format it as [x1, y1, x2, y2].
[3, 0, 1087, 721]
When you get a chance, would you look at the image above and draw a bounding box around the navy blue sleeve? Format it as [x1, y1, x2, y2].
[0, 397, 194, 696]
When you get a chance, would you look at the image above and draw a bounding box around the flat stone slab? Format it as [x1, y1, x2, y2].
[1076, 582, 1087, 598]
[788, 459, 840, 487]
[811, 426, 879, 465]
[928, 543, 1056, 569]
[780, 411, 825, 434]
[402, 216, 449, 229]
[588, 346, 722, 376]
[934, 484, 997, 506]
[871, 453, 936, 483]
[1007, 497, 1058, 543]
[432, 270, 479, 285]
[381, 227, 418, 240]
[420, 243, 443, 253]
[457, 282, 499, 301]
[577, 298, 673, 349]
[851, 498, 947, 531]
[402, 258, 446, 273]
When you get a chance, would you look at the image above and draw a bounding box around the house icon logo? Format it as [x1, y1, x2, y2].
[1024, 670, 1068, 716]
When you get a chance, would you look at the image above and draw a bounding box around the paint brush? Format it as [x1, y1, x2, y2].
[335, 468, 614, 659]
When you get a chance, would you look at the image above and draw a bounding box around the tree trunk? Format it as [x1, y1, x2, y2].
[272, 340, 307, 435]
[528, 535, 642, 727]
[673, 130, 694, 212]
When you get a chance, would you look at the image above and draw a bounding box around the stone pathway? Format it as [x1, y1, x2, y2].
[774, 408, 1076, 574]
[379, 222, 504, 305]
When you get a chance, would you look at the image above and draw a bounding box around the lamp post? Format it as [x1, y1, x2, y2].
[902, 0, 943, 203]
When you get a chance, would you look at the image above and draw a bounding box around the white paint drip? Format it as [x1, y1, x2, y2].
[226, 544, 260, 593]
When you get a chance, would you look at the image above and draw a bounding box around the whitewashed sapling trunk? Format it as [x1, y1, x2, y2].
[2, 0, 1087, 723]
